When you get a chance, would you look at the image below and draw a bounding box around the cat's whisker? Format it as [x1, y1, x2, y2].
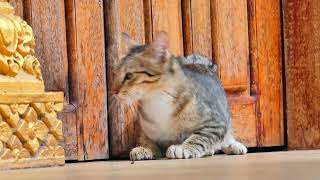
[162, 90, 178, 99]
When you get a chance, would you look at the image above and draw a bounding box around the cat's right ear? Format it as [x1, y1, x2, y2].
[149, 31, 170, 63]
[121, 32, 140, 58]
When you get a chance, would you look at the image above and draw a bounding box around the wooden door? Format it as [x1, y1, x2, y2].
[106, 0, 284, 158]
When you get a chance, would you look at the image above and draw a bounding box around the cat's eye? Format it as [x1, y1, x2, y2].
[124, 73, 133, 82]
[144, 71, 155, 77]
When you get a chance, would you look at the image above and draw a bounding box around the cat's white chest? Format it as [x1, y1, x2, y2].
[140, 92, 176, 141]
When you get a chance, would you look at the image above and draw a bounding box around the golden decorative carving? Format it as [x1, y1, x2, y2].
[0, 1, 65, 170]
[0, 101, 65, 169]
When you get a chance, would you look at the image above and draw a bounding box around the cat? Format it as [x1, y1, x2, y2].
[111, 31, 247, 160]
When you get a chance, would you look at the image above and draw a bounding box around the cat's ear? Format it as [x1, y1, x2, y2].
[150, 31, 170, 62]
[121, 32, 140, 57]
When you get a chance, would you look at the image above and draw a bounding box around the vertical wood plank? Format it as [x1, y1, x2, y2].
[24, 0, 69, 95]
[143, 0, 152, 44]
[66, 0, 108, 160]
[182, 0, 212, 58]
[181, 0, 192, 55]
[24, 0, 79, 160]
[105, 0, 145, 158]
[229, 97, 257, 147]
[248, 0, 284, 146]
[190, 0, 212, 58]
[151, 0, 184, 55]
[283, 0, 320, 149]
[8, 0, 23, 17]
[211, 0, 249, 92]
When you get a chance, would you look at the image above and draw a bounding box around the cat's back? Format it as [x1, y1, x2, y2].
[181, 54, 218, 77]
[180, 54, 229, 119]
[180, 54, 222, 93]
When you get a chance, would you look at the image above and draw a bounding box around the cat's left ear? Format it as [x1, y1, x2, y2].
[121, 32, 140, 57]
[150, 31, 171, 63]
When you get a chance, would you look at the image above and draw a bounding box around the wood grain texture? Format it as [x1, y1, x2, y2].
[66, 0, 108, 160]
[248, 0, 284, 146]
[283, 0, 320, 149]
[182, 0, 212, 58]
[24, 0, 77, 160]
[229, 97, 257, 147]
[191, 0, 212, 58]
[24, 0, 69, 96]
[211, 0, 249, 92]
[8, 0, 23, 17]
[104, 0, 145, 158]
[143, 0, 152, 44]
[181, 0, 192, 55]
[150, 0, 184, 55]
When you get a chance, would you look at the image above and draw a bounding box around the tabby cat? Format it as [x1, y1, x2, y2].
[112, 32, 247, 160]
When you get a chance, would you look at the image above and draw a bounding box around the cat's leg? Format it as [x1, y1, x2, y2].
[166, 128, 223, 159]
[130, 131, 161, 161]
[221, 132, 247, 155]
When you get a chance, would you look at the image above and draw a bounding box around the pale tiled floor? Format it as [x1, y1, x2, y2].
[2, 150, 320, 180]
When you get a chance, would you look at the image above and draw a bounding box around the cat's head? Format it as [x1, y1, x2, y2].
[112, 31, 173, 103]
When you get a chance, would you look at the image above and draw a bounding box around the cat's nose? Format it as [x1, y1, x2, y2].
[113, 90, 120, 95]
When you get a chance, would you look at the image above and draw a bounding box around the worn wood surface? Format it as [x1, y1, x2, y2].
[248, 0, 284, 146]
[229, 97, 257, 147]
[24, 0, 69, 96]
[105, 0, 145, 158]
[150, 0, 184, 55]
[66, 0, 108, 160]
[283, 0, 320, 149]
[211, 0, 249, 93]
[182, 0, 212, 58]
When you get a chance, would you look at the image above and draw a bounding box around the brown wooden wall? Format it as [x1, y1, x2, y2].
[9, 0, 290, 160]
[283, 0, 320, 149]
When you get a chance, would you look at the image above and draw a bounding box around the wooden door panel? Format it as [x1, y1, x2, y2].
[229, 97, 257, 147]
[283, 0, 320, 149]
[150, 0, 184, 55]
[211, 0, 249, 93]
[182, 0, 212, 58]
[248, 0, 284, 146]
[24, 0, 69, 96]
[183, 0, 284, 148]
[66, 0, 108, 160]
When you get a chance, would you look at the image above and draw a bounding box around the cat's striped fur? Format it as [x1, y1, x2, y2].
[112, 32, 247, 160]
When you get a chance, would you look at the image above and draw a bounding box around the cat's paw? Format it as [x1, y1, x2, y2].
[222, 141, 247, 155]
[166, 144, 205, 159]
[130, 147, 155, 161]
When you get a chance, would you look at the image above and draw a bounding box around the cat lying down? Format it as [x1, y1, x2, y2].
[112, 31, 247, 161]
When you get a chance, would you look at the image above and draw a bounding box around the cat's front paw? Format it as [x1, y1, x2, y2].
[130, 147, 155, 161]
[166, 144, 205, 159]
[222, 141, 247, 155]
